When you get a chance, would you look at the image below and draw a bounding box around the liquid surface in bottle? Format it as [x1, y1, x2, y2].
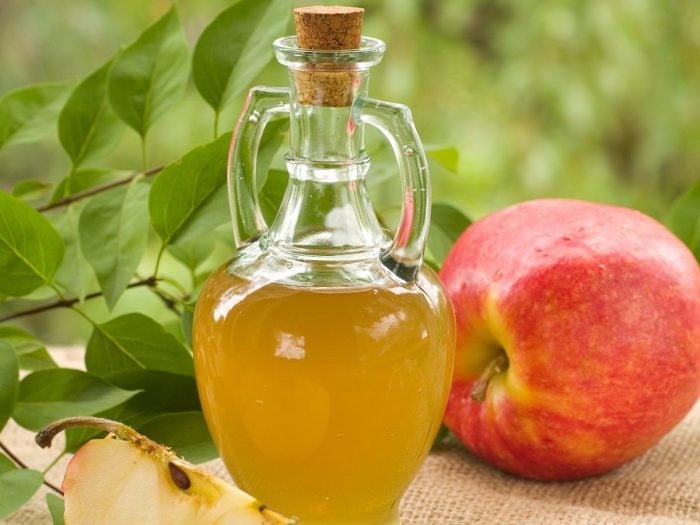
[193, 263, 454, 525]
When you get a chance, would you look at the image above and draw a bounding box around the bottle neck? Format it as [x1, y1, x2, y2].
[287, 69, 369, 162]
[265, 67, 384, 260]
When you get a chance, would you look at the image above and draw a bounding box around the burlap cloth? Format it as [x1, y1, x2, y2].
[2, 349, 698, 524]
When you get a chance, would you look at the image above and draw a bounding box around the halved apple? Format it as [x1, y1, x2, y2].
[36, 417, 297, 525]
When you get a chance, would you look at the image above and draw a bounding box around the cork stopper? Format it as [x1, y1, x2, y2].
[294, 6, 363, 50]
[292, 6, 365, 107]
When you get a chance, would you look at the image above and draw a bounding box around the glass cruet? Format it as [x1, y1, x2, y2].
[193, 6, 455, 525]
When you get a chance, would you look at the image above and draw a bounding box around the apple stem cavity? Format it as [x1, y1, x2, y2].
[471, 353, 508, 403]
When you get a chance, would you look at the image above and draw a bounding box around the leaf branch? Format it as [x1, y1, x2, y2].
[0, 277, 158, 323]
[0, 440, 27, 470]
[150, 286, 185, 316]
[36, 166, 163, 213]
[0, 440, 64, 495]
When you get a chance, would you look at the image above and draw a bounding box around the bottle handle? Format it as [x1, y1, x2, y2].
[227, 86, 290, 248]
[354, 97, 431, 281]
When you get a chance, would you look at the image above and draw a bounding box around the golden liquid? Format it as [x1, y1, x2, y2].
[194, 265, 454, 525]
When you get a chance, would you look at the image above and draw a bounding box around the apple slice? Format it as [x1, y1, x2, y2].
[36, 417, 297, 525]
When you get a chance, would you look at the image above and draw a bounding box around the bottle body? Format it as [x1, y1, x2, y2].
[193, 247, 454, 525]
[194, 30, 456, 524]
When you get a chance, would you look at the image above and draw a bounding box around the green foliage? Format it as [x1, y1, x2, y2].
[59, 61, 124, 170]
[0, 326, 57, 370]
[168, 237, 216, 273]
[149, 133, 231, 247]
[107, 7, 189, 139]
[0, 82, 71, 149]
[259, 169, 289, 225]
[0, 191, 64, 296]
[256, 118, 289, 188]
[79, 180, 150, 308]
[192, 0, 291, 114]
[428, 203, 472, 266]
[0, 469, 44, 519]
[667, 181, 700, 260]
[139, 411, 217, 463]
[427, 146, 460, 175]
[0, 453, 15, 474]
[50, 171, 120, 298]
[63, 373, 201, 454]
[52, 169, 115, 202]
[181, 302, 195, 348]
[50, 204, 94, 300]
[85, 313, 193, 387]
[0, 342, 19, 431]
[46, 494, 65, 525]
[13, 369, 136, 431]
[12, 180, 53, 202]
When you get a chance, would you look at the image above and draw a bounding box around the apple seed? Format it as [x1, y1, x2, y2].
[168, 462, 191, 490]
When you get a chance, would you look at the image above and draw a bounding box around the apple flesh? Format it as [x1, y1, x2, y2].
[439, 199, 700, 480]
[36, 417, 296, 525]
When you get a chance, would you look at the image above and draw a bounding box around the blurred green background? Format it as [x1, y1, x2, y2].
[1, 0, 698, 342]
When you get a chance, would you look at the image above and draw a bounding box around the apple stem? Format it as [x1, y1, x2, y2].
[36, 417, 143, 449]
[471, 353, 508, 403]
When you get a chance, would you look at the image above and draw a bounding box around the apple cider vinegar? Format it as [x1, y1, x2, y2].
[194, 265, 454, 525]
[193, 6, 456, 524]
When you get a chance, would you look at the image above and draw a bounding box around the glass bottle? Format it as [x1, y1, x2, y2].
[193, 8, 455, 525]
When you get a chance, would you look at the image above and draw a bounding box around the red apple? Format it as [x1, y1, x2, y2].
[439, 199, 700, 480]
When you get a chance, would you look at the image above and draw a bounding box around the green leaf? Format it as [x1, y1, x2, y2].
[79, 180, 150, 308]
[168, 236, 215, 272]
[427, 145, 460, 174]
[0, 342, 19, 431]
[107, 7, 189, 137]
[12, 180, 53, 202]
[51, 173, 114, 298]
[64, 373, 199, 452]
[667, 180, 700, 260]
[192, 0, 290, 112]
[428, 203, 471, 265]
[259, 168, 289, 225]
[256, 118, 289, 189]
[48, 169, 119, 300]
[140, 411, 216, 464]
[13, 368, 137, 431]
[181, 302, 195, 347]
[0, 469, 43, 520]
[49, 204, 93, 300]
[0, 191, 65, 297]
[59, 60, 124, 168]
[0, 453, 15, 475]
[0, 326, 56, 371]
[86, 313, 194, 388]
[150, 133, 231, 246]
[431, 423, 450, 449]
[0, 82, 71, 149]
[51, 169, 115, 203]
[46, 494, 65, 525]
